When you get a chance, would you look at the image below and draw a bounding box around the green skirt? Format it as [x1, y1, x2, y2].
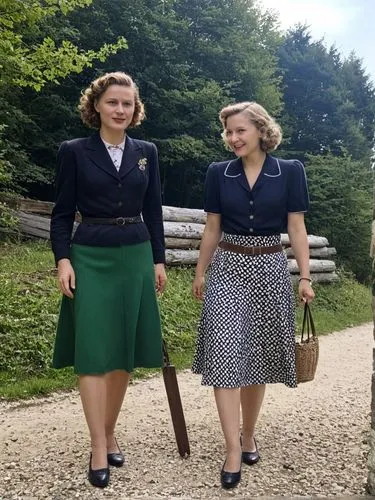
[53, 242, 163, 374]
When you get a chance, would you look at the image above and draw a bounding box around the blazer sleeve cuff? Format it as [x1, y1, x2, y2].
[152, 249, 166, 264]
[53, 249, 71, 267]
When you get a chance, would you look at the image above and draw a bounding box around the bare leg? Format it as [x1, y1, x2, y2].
[104, 370, 130, 452]
[214, 387, 242, 472]
[240, 384, 266, 451]
[79, 375, 107, 469]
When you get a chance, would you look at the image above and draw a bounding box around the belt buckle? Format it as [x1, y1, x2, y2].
[116, 217, 126, 226]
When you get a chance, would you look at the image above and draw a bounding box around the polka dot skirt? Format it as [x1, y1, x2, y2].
[192, 233, 297, 388]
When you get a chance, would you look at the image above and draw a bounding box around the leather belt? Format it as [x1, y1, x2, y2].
[81, 215, 142, 226]
[218, 241, 283, 256]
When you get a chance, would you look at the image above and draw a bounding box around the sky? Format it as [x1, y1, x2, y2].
[259, 0, 375, 85]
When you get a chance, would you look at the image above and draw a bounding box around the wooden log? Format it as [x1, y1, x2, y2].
[163, 206, 206, 224]
[165, 249, 336, 272]
[166, 228, 329, 247]
[166, 249, 200, 265]
[164, 221, 204, 239]
[285, 246, 337, 259]
[165, 237, 200, 249]
[16, 212, 81, 240]
[281, 233, 329, 248]
[290, 273, 339, 283]
[166, 254, 338, 283]
[307, 235, 330, 248]
[288, 259, 336, 274]
[19, 199, 54, 215]
[0, 195, 55, 214]
[18, 212, 50, 239]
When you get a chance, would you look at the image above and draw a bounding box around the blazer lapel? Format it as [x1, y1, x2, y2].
[85, 132, 119, 180]
[119, 136, 143, 179]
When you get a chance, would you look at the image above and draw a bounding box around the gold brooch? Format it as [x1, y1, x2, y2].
[138, 158, 147, 171]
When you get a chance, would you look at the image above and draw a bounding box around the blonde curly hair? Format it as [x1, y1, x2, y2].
[79, 72, 145, 129]
[219, 102, 282, 152]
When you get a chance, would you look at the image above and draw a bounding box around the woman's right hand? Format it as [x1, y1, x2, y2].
[192, 275, 205, 300]
[57, 258, 75, 298]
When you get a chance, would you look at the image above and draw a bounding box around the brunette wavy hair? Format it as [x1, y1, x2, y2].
[79, 72, 145, 129]
[219, 101, 282, 152]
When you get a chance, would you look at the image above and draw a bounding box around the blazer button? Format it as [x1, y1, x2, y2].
[249, 215, 254, 220]
[118, 183, 122, 188]
[249, 228, 254, 233]
[249, 200, 254, 205]
[118, 201, 123, 207]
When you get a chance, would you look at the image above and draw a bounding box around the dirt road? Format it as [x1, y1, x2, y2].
[0, 323, 372, 498]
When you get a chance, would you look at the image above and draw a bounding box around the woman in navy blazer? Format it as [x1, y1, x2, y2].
[50, 72, 167, 488]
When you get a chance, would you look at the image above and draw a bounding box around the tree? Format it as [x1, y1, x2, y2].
[305, 152, 372, 282]
[277, 25, 375, 163]
[0, 0, 126, 90]
[0, 0, 127, 195]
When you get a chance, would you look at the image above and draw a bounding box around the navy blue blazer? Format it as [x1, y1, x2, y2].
[50, 132, 165, 264]
[204, 154, 309, 235]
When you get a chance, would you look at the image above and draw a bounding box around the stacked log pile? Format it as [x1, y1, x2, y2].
[1, 197, 338, 282]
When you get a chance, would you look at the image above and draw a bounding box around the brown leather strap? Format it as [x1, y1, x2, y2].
[218, 240, 283, 256]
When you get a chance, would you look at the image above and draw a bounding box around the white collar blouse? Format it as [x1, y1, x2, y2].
[101, 137, 126, 171]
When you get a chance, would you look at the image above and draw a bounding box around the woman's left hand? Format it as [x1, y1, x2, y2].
[299, 280, 315, 304]
[155, 263, 167, 294]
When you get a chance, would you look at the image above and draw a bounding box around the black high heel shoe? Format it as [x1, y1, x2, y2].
[220, 458, 241, 489]
[107, 438, 125, 467]
[88, 454, 110, 488]
[241, 436, 260, 466]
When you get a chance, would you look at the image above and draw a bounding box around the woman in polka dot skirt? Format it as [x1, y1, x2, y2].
[192, 102, 315, 490]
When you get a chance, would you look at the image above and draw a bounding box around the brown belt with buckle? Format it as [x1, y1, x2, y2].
[218, 240, 283, 256]
[81, 216, 142, 226]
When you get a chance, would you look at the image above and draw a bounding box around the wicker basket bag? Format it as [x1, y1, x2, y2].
[296, 303, 319, 384]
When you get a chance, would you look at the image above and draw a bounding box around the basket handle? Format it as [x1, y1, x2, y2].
[301, 303, 316, 342]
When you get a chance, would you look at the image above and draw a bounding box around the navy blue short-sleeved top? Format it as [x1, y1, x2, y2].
[204, 154, 309, 235]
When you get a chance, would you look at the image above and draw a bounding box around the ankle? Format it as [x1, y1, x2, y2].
[106, 431, 114, 440]
[241, 429, 254, 438]
[91, 440, 107, 452]
[226, 442, 242, 454]
[90, 446, 108, 470]
[241, 433, 256, 452]
[224, 450, 242, 472]
[107, 434, 121, 453]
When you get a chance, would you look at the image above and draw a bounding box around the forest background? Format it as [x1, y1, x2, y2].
[0, 0, 374, 284]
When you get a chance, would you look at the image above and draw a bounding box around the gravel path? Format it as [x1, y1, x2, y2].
[0, 323, 373, 498]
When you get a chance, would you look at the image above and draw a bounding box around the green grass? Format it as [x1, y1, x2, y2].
[0, 368, 77, 399]
[295, 269, 372, 334]
[0, 241, 372, 400]
[0, 240, 54, 272]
